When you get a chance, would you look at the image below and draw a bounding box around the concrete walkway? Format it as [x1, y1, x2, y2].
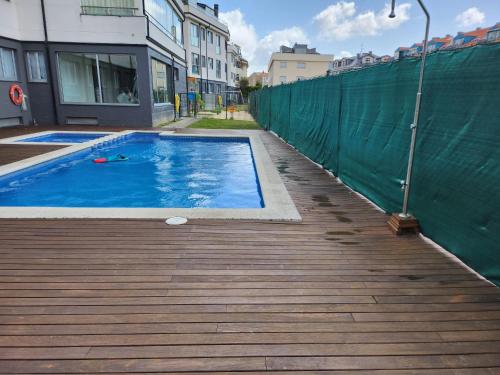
[211, 110, 255, 121]
[159, 116, 200, 129]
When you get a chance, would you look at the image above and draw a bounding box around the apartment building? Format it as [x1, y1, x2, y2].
[226, 43, 248, 91]
[0, 0, 188, 127]
[182, 0, 229, 98]
[267, 44, 334, 86]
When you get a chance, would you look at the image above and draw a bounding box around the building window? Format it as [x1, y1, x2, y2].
[216, 83, 221, 94]
[201, 55, 206, 68]
[280, 61, 287, 69]
[216, 59, 221, 78]
[191, 53, 200, 74]
[144, 0, 183, 45]
[26, 51, 47, 82]
[190, 23, 199, 47]
[216, 35, 221, 54]
[201, 27, 206, 41]
[208, 82, 214, 93]
[151, 59, 170, 104]
[81, 0, 137, 16]
[173, 67, 179, 81]
[208, 57, 213, 70]
[0, 47, 17, 81]
[57, 52, 138, 105]
[279, 76, 287, 84]
[297, 76, 305, 81]
[297, 62, 306, 69]
[207, 30, 213, 44]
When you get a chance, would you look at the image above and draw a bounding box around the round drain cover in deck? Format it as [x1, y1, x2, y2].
[166, 217, 188, 225]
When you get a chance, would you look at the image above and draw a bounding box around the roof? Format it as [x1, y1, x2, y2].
[456, 27, 490, 40]
[429, 35, 453, 45]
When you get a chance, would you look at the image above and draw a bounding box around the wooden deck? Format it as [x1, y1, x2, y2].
[0, 126, 499, 374]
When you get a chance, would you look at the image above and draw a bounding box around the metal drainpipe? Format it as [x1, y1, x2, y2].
[171, 53, 176, 121]
[399, 0, 430, 218]
[206, 26, 209, 95]
[40, 0, 59, 125]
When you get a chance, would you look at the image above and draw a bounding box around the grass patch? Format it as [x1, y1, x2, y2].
[189, 118, 261, 130]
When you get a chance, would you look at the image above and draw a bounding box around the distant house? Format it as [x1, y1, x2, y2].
[486, 23, 500, 42]
[332, 51, 390, 74]
[408, 42, 424, 56]
[394, 47, 410, 60]
[453, 26, 490, 47]
[376, 55, 393, 63]
[427, 35, 453, 53]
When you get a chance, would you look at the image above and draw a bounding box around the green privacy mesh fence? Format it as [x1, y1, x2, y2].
[250, 43, 500, 286]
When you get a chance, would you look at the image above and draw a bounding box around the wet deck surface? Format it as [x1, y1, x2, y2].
[0, 126, 499, 374]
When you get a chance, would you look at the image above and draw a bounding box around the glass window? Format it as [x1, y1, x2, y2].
[216, 35, 221, 54]
[216, 59, 221, 78]
[144, 0, 183, 45]
[207, 31, 213, 44]
[58, 52, 138, 105]
[191, 23, 199, 47]
[208, 57, 213, 70]
[297, 62, 306, 69]
[151, 59, 171, 104]
[192, 53, 200, 74]
[26, 51, 47, 82]
[173, 67, 179, 81]
[201, 27, 206, 41]
[201, 55, 206, 68]
[279, 76, 287, 84]
[0, 47, 17, 81]
[208, 82, 214, 93]
[280, 61, 287, 69]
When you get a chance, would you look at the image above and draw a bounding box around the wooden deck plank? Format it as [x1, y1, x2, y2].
[0, 126, 499, 373]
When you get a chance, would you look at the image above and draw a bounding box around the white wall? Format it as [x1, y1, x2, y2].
[44, 0, 146, 45]
[0, 0, 44, 41]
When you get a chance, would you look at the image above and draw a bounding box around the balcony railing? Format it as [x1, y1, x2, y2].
[81, 0, 137, 16]
[81, 5, 137, 16]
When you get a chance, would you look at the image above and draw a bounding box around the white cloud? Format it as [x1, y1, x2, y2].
[455, 7, 485, 28]
[339, 50, 353, 58]
[219, 10, 259, 62]
[313, 1, 411, 41]
[220, 9, 308, 73]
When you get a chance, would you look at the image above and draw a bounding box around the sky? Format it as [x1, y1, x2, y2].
[215, 0, 500, 73]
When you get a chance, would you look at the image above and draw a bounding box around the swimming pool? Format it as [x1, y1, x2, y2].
[0, 133, 264, 208]
[0, 130, 300, 220]
[14, 132, 111, 144]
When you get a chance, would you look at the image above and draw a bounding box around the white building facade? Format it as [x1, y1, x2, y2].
[182, 0, 229, 103]
[226, 43, 248, 91]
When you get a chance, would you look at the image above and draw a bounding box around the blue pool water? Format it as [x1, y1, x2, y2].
[0, 133, 264, 208]
[16, 132, 110, 143]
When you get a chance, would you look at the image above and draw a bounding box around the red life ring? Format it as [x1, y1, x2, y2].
[9, 84, 24, 106]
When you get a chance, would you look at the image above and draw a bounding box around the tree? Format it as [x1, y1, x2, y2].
[239, 77, 250, 98]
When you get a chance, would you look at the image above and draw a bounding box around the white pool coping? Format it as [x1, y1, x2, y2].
[0, 130, 301, 221]
[0, 130, 113, 146]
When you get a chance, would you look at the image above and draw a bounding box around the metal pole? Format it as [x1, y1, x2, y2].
[400, 0, 430, 218]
